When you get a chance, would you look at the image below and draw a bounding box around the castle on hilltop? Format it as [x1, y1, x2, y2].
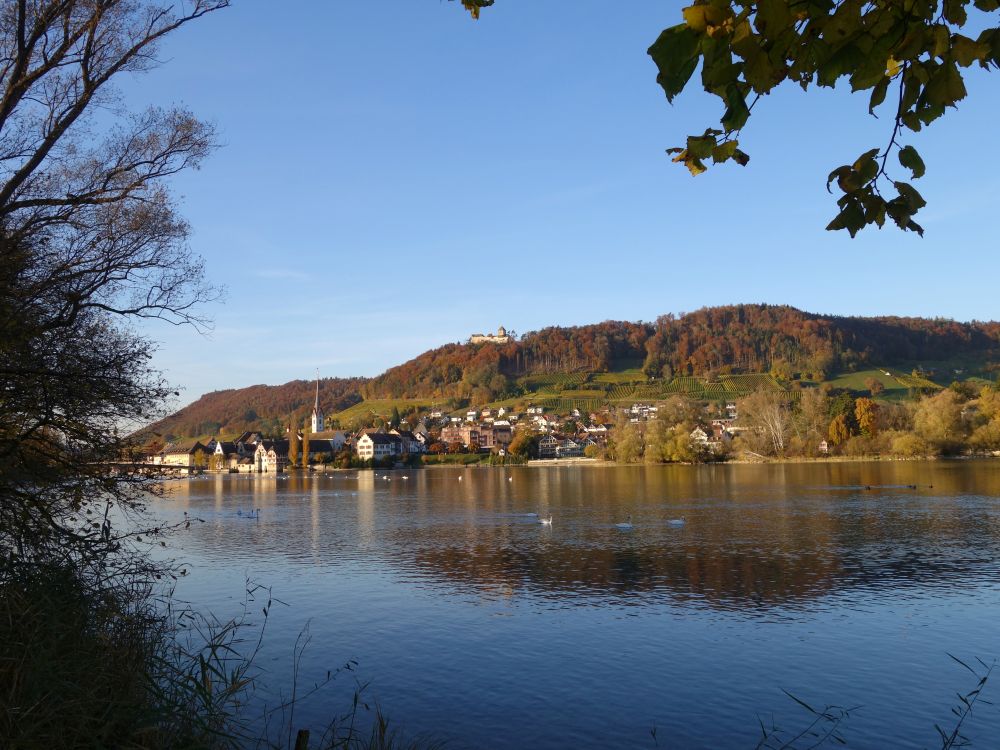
[470, 325, 512, 344]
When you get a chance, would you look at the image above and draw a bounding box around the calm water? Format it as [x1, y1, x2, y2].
[154, 461, 1000, 749]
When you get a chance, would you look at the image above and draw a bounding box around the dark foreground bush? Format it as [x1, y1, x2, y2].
[2, 561, 159, 747]
[0, 559, 438, 750]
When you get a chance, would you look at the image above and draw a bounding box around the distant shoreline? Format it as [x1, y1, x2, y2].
[178, 454, 998, 478]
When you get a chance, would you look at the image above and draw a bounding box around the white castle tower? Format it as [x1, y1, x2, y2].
[311, 371, 324, 433]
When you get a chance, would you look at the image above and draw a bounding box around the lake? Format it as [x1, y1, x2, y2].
[154, 461, 1000, 749]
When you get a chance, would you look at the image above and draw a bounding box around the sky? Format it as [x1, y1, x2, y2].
[120, 1, 1000, 408]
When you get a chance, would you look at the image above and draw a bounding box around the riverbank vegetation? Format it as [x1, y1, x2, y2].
[598, 382, 1000, 464]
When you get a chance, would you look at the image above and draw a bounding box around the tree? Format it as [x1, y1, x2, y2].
[793, 387, 831, 445]
[612, 423, 643, 463]
[854, 397, 881, 436]
[288, 424, 300, 467]
[738, 388, 790, 455]
[460, 1, 1000, 236]
[508, 430, 538, 458]
[828, 414, 852, 446]
[0, 0, 228, 568]
[913, 388, 967, 453]
[865, 377, 886, 397]
[643, 419, 670, 463]
[301, 424, 310, 468]
[390, 406, 401, 429]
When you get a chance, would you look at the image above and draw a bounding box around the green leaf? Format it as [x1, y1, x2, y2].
[894, 181, 927, 210]
[924, 62, 966, 107]
[951, 35, 989, 67]
[824, 0, 864, 44]
[850, 54, 890, 91]
[721, 83, 750, 130]
[868, 77, 890, 112]
[711, 140, 737, 163]
[648, 25, 701, 102]
[898, 145, 926, 179]
[827, 198, 866, 237]
[755, 0, 792, 35]
[852, 147, 880, 171]
[932, 24, 951, 58]
[893, 29, 925, 61]
[743, 45, 776, 93]
[943, 0, 968, 25]
[686, 134, 716, 159]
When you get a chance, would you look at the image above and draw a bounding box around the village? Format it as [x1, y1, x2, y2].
[149, 375, 746, 473]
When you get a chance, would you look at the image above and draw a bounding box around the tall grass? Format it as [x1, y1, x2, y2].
[0, 559, 436, 750]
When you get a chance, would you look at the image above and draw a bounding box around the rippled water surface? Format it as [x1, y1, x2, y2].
[154, 461, 1000, 749]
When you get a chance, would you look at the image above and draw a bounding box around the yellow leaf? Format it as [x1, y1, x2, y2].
[683, 5, 709, 32]
[886, 57, 901, 77]
[687, 157, 707, 176]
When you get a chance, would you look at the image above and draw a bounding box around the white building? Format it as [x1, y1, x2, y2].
[356, 433, 404, 460]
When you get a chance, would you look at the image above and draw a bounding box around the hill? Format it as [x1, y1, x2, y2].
[146, 304, 1000, 440]
[144, 377, 366, 441]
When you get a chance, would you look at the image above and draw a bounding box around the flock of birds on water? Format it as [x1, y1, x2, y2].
[236, 474, 688, 531]
[233, 471, 688, 530]
[226, 475, 933, 530]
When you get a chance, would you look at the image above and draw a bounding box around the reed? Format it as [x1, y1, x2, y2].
[0, 560, 436, 750]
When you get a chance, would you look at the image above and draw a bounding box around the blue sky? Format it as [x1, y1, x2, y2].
[124, 1, 1000, 407]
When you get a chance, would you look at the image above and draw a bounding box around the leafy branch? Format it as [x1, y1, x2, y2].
[454, 0, 1000, 236]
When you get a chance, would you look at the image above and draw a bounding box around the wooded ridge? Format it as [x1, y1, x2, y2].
[145, 304, 1000, 440]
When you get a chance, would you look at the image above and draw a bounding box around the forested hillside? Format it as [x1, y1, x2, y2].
[147, 305, 1000, 439]
[365, 305, 1000, 401]
[145, 378, 366, 440]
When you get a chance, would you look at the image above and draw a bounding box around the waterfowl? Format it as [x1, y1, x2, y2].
[667, 517, 686, 528]
[615, 514, 633, 530]
[540, 515, 553, 526]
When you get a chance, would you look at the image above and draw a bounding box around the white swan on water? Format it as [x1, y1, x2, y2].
[667, 517, 686, 527]
[539, 515, 553, 526]
[615, 514, 633, 530]
[458, 476, 463, 481]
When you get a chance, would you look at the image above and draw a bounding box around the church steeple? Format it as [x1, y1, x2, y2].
[311, 370, 324, 433]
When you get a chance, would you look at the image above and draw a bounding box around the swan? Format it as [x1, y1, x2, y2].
[508, 477, 513, 482]
[615, 514, 633, 530]
[402, 475, 409, 480]
[667, 517, 686, 528]
[458, 476, 463, 481]
[540, 515, 553, 526]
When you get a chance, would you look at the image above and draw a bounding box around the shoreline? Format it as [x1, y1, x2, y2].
[176, 454, 998, 478]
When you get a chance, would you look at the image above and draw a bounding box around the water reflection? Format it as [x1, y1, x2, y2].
[160, 462, 1000, 613]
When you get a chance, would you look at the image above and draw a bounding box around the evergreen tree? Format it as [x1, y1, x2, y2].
[288, 424, 299, 467]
